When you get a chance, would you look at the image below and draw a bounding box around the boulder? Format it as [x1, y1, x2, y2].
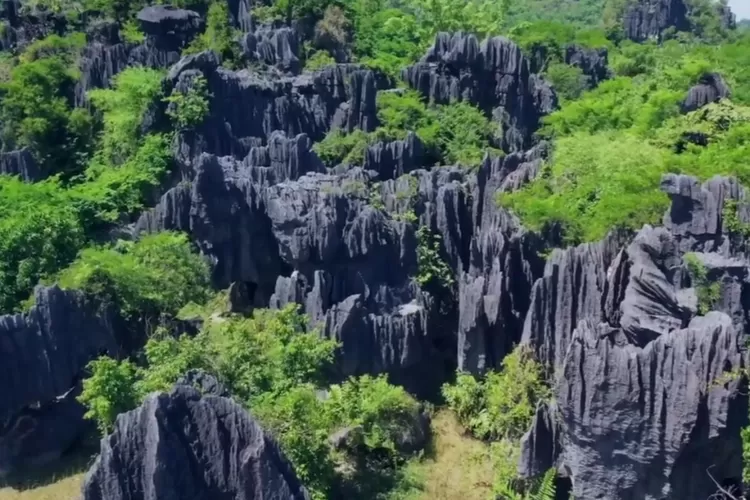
[81, 384, 310, 500]
[681, 73, 731, 113]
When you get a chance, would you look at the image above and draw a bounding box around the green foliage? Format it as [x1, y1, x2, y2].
[79, 299, 422, 499]
[545, 62, 588, 101]
[56, 232, 211, 317]
[0, 177, 84, 311]
[71, 133, 172, 230]
[313, 128, 370, 166]
[121, 20, 145, 44]
[78, 356, 140, 434]
[0, 40, 94, 177]
[326, 374, 422, 453]
[416, 226, 454, 289]
[684, 252, 721, 314]
[164, 75, 212, 131]
[88, 67, 165, 164]
[495, 468, 557, 500]
[184, 1, 241, 65]
[500, 133, 669, 244]
[305, 47, 337, 70]
[442, 345, 550, 441]
[722, 199, 750, 239]
[208, 305, 337, 400]
[504, 34, 750, 245]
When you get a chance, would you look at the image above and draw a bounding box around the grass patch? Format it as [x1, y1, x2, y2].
[390, 410, 494, 500]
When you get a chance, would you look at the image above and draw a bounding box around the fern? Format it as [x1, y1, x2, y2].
[496, 468, 557, 500]
[531, 469, 557, 500]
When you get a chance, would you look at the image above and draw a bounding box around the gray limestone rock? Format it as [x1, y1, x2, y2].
[624, 0, 690, 42]
[555, 313, 746, 500]
[403, 32, 557, 152]
[681, 73, 731, 113]
[0, 286, 119, 476]
[81, 384, 310, 500]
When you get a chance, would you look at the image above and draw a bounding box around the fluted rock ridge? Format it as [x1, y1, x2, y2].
[82, 384, 310, 500]
[403, 32, 557, 152]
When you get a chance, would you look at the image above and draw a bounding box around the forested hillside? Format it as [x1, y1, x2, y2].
[0, 0, 748, 499]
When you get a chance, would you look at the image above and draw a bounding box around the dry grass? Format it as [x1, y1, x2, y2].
[0, 446, 95, 500]
[394, 409, 495, 500]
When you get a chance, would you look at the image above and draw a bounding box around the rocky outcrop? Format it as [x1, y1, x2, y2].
[403, 32, 557, 152]
[624, 0, 690, 42]
[520, 230, 628, 371]
[0, 148, 40, 181]
[81, 384, 310, 500]
[564, 45, 610, 89]
[0, 0, 66, 52]
[549, 313, 746, 499]
[519, 174, 750, 499]
[166, 55, 387, 160]
[0, 286, 119, 476]
[457, 147, 547, 374]
[242, 25, 301, 74]
[364, 132, 425, 179]
[681, 72, 731, 113]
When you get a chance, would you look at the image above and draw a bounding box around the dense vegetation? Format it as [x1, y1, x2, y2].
[1, 0, 747, 498]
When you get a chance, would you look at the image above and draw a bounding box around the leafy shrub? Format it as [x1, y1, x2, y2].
[121, 20, 145, 43]
[313, 128, 370, 166]
[305, 47, 337, 70]
[71, 133, 172, 231]
[183, 1, 240, 65]
[88, 67, 165, 164]
[500, 132, 669, 244]
[78, 357, 140, 433]
[684, 252, 721, 314]
[0, 177, 84, 311]
[416, 226, 454, 289]
[208, 305, 337, 400]
[326, 374, 422, 453]
[164, 75, 212, 131]
[443, 345, 550, 441]
[56, 232, 211, 318]
[545, 62, 588, 101]
[0, 51, 94, 177]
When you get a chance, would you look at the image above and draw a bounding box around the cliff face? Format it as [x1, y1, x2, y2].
[519, 175, 750, 499]
[0, 286, 119, 476]
[82, 384, 311, 500]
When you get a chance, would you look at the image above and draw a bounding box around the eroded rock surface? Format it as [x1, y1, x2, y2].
[82, 384, 310, 500]
[403, 32, 557, 152]
[0, 286, 119, 476]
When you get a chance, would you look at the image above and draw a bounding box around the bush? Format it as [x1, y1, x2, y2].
[443, 345, 550, 441]
[0, 53, 94, 177]
[313, 128, 370, 166]
[164, 75, 212, 131]
[183, 2, 240, 65]
[78, 356, 140, 433]
[545, 62, 588, 101]
[500, 132, 669, 244]
[0, 177, 84, 312]
[326, 374, 422, 453]
[56, 232, 211, 318]
[416, 226, 454, 289]
[88, 67, 165, 164]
